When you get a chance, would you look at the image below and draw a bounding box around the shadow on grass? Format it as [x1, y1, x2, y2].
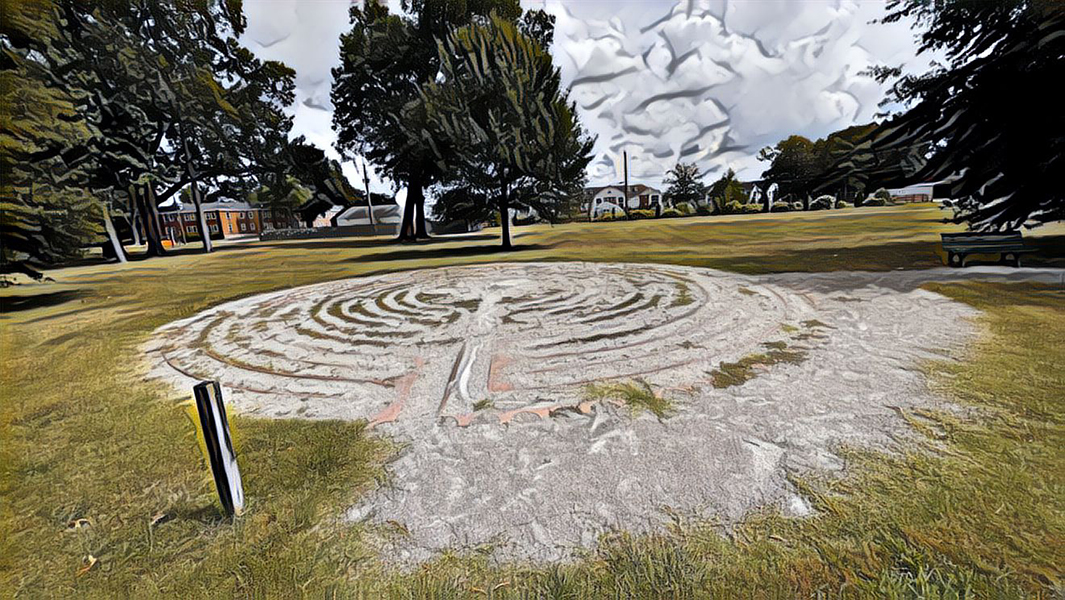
[343, 243, 556, 263]
[257, 233, 499, 251]
[708, 236, 1065, 274]
[0, 289, 85, 314]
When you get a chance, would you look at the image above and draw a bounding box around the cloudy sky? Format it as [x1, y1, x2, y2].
[241, 0, 931, 198]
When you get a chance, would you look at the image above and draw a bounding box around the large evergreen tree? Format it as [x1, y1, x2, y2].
[424, 15, 592, 248]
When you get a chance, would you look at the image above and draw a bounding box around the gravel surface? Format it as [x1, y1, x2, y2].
[144, 262, 1063, 562]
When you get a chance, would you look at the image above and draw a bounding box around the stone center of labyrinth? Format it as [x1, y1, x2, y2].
[147, 262, 800, 431]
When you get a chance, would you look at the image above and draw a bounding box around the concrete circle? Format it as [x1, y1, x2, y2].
[148, 262, 803, 430]
[146, 262, 987, 562]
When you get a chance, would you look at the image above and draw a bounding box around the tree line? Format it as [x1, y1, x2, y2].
[761, 0, 1063, 230]
[669, 0, 1063, 230]
[2, 1, 340, 277]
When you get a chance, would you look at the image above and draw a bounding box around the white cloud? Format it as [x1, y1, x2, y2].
[545, 0, 932, 186]
[241, 0, 932, 199]
[240, 0, 394, 196]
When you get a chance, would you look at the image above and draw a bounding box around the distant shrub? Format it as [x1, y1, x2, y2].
[742, 203, 763, 214]
[810, 195, 835, 210]
[513, 215, 538, 226]
[629, 209, 656, 220]
[660, 208, 683, 218]
[595, 212, 619, 221]
[675, 202, 695, 216]
[873, 187, 892, 202]
[864, 196, 887, 207]
[696, 204, 713, 216]
[835, 200, 852, 209]
[791, 202, 804, 211]
[771, 202, 793, 212]
[722, 200, 742, 214]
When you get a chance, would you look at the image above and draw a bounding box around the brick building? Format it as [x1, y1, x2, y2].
[158, 201, 287, 243]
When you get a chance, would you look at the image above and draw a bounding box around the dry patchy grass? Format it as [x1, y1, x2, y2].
[1, 204, 1063, 597]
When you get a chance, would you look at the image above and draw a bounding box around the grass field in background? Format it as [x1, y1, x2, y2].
[2, 204, 1063, 597]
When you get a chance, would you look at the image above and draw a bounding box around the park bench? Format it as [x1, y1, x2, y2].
[941, 231, 1033, 267]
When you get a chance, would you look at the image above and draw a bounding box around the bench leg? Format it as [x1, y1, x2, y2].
[948, 252, 965, 268]
[1001, 252, 1021, 268]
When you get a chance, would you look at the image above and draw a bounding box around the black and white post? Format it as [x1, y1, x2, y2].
[194, 381, 245, 517]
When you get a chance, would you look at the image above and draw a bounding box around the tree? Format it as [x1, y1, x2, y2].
[2, 0, 145, 273]
[706, 169, 747, 213]
[758, 136, 819, 206]
[331, 1, 554, 242]
[857, 0, 1065, 229]
[424, 15, 593, 248]
[2, 0, 297, 263]
[333, 1, 517, 241]
[663, 162, 707, 208]
[248, 176, 312, 227]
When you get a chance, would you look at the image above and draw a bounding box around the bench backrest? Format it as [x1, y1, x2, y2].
[941, 231, 1025, 250]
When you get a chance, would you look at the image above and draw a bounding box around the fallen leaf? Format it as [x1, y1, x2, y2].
[66, 518, 92, 531]
[149, 512, 171, 527]
[76, 555, 97, 577]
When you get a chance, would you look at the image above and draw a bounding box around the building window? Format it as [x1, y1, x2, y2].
[185, 226, 196, 234]
[184, 214, 195, 222]
[210, 225, 219, 233]
[652, 195, 660, 202]
[239, 222, 246, 232]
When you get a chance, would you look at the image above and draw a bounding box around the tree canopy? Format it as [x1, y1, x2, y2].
[663, 162, 707, 208]
[423, 14, 592, 247]
[1, 0, 299, 274]
[846, 0, 1065, 229]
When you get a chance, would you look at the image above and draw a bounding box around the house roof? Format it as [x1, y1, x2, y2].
[584, 184, 661, 198]
[160, 200, 259, 213]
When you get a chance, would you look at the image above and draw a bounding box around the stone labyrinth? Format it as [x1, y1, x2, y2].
[147, 262, 805, 431]
[147, 262, 985, 561]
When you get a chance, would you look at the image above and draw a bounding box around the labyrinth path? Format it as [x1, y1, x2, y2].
[146, 262, 809, 431]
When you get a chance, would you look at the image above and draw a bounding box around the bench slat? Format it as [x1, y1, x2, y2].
[942, 243, 1027, 252]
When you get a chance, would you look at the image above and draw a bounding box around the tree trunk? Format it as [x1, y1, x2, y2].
[100, 199, 127, 263]
[398, 174, 424, 242]
[414, 192, 429, 239]
[178, 119, 212, 253]
[499, 188, 512, 249]
[137, 184, 167, 256]
[128, 189, 142, 246]
[189, 180, 213, 253]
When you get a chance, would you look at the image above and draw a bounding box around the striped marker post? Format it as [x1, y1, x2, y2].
[193, 381, 245, 517]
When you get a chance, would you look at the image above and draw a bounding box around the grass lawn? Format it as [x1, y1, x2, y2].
[2, 203, 1063, 597]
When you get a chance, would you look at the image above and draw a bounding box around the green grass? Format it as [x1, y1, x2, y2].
[584, 379, 675, 420]
[1, 204, 1064, 597]
[708, 343, 808, 389]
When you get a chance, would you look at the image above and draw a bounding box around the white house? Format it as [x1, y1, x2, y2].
[583, 184, 663, 218]
[335, 203, 402, 226]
